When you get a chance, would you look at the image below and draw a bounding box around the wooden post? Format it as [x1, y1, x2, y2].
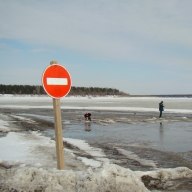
[50, 60, 64, 170]
[53, 98, 64, 169]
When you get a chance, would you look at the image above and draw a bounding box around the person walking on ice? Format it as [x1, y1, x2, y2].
[159, 101, 164, 118]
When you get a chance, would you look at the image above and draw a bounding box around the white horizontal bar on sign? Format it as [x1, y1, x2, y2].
[47, 78, 68, 85]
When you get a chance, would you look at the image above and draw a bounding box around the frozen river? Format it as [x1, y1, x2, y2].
[1, 95, 191, 152]
[60, 121, 192, 153]
[0, 94, 192, 113]
[0, 95, 192, 191]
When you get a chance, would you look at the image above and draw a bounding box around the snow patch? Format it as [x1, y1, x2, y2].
[0, 114, 19, 132]
[77, 157, 102, 168]
[10, 114, 37, 124]
[65, 138, 105, 158]
[0, 131, 56, 166]
[137, 166, 192, 180]
[116, 148, 157, 168]
[65, 138, 108, 168]
[0, 118, 11, 132]
[97, 118, 116, 125]
[1, 95, 192, 114]
[136, 167, 192, 190]
[0, 164, 149, 192]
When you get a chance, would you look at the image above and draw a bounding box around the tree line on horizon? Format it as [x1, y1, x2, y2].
[0, 84, 128, 96]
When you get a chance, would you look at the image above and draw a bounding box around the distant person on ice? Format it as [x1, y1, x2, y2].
[84, 113, 91, 121]
[159, 101, 164, 118]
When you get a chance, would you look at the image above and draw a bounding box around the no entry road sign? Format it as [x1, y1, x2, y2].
[42, 64, 72, 98]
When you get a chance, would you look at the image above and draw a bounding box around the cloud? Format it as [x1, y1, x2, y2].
[0, 0, 192, 65]
[0, 0, 192, 94]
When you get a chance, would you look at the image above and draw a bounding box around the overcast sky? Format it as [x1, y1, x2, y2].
[0, 0, 192, 95]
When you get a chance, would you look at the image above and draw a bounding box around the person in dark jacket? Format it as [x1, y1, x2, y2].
[159, 101, 164, 118]
[84, 113, 92, 121]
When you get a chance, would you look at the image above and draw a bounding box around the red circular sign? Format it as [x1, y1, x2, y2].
[42, 64, 72, 98]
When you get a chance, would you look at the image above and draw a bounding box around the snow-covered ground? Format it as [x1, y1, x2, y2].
[0, 130, 192, 192]
[0, 95, 192, 191]
[0, 131, 192, 192]
[0, 94, 192, 114]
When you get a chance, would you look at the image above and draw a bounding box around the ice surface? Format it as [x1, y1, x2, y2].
[0, 131, 107, 169]
[0, 131, 192, 191]
[65, 138, 106, 158]
[0, 114, 19, 132]
[0, 131, 56, 166]
[0, 118, 10, 132]
[77, 157, 102, 168]
[10, 114, 37, 124]
[65, 138, 109, 168]
[115, 148, 157, 168]
[0, 95, 192, 191]
[1, 95, 192, 114]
